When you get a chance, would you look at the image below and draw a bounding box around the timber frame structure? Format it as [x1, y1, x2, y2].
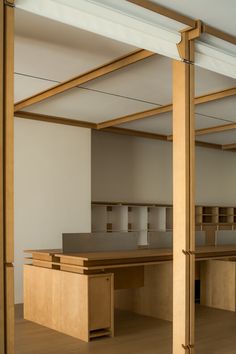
[0, 1, 14, 354]
[1, 0, 236, 353]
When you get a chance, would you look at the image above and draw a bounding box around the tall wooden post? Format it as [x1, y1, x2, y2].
[172, 22, 201, 354]
[0, 1, 15, 354]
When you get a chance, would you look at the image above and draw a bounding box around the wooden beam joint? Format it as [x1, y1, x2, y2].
[182, 250, 196, 256]
[182, 344, 195, 350]
[4, 1, 15, 8]
[222, 143, 236, 151]
[177, 20, 202, 62]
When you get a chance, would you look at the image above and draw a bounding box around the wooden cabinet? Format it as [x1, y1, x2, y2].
[24, 265, 114, 341]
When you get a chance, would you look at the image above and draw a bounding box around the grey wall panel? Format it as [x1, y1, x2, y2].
[215, 230, 236, 246]
[196, 231, 206, 247]
[62, 232, 138, 253]
[148, 231, 206, 249]
[148, 231, 173, 249]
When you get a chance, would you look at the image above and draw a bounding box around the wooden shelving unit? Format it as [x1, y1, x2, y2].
[92, 202, 236, 245]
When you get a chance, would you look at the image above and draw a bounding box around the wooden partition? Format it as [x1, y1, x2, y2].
[0, 1, 14, 353]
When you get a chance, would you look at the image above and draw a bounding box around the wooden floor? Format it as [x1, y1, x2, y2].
[15, 305, 236, 354]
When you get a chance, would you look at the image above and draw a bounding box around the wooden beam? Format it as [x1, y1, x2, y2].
[97, 86, 236, 129]
[195, 122, 236, 136]
[168, 121, 236, 141]
[97, 105, 172, 129]
[0, 1, 5, 352]
[103, 126, 167, 141]
[195, 87, 236, 105]
[172, 36, 195, 354]
[195, 140, 222, 150]
[222, 143, 236, 150]
[15, 111, 97, 129]
[4, 0, 14, 265]
[0, 1, 15, 354]
[4, 2, 14, 353]
[203, 24, 236, 46]
[15, 111, 223, 151]
[14, 49, 154, 112]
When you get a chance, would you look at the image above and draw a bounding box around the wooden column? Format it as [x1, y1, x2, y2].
[173, 31, 196, 354]
[0, 2, 5, 352]
[0, 1, 14, 354]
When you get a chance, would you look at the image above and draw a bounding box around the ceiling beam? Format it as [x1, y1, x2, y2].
[222, 143, 236, 150]
[168, 121, 236, 141]
[195, 141, 222, 150]
[195, 87, 236, 105]
[14, 49, 155, 112]
[14, 111, 97, 129]
[98, 104, 173, 129]
[103, 127, 222, 150]
[195, 122, 236, 136]
[103, 126, 167, 141]
[97, 86, 236, 129]
[14, 111, 223, 151]
[127, 0, 236, 45]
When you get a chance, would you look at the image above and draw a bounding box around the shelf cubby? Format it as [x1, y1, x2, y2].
[92, 202, 236, 247]
[166, 207, 173, 230]
[148, 206, 166, 231]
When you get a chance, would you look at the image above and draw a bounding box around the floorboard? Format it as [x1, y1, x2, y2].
[15, 305, 236, 354]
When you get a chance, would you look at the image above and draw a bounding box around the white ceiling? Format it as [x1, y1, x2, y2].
[14, 7, 236, 148]
[15, 8, 136, 56]
[119, 113, 230, 136]
[151, 0, 236, 38]
[196, 130, 236, 145]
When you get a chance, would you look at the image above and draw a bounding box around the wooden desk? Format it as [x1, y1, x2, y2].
[24, 246, 236, 342]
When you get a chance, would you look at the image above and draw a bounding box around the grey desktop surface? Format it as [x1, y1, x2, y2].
[62, 232, 139, 253]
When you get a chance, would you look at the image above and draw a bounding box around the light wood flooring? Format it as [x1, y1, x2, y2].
[15, 305, 236, 354]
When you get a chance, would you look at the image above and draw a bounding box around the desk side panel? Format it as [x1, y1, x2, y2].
[24, 265, 89, 341]
[201, 260, 236, 311]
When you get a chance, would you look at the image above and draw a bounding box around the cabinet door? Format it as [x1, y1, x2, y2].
[89, 275, 112, 331]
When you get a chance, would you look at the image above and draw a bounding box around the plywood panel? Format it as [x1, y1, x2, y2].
[89, 275, 112, 331]
[24, 265, 89, 341]
[24, 265, 114, 341]
[115, 263, 173, 321]
[201, 260, 236, 311]
[108, 266, 144, 290]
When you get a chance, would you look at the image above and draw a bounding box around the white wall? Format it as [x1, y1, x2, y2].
[14, 118, 91, 303]
[92, 131, 236, 206]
